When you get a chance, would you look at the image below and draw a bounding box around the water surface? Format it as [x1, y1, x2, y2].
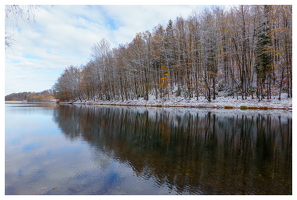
[5, 104, 292, 194]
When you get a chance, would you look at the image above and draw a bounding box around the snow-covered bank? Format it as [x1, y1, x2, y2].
[66, 93, 292, 111]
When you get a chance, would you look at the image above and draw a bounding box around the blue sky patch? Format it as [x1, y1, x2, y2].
[24, 54, 40, 60]
[11, 60, 21, 64]
[107, 18, 117, 30]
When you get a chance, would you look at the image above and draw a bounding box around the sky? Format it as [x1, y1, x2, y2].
[3, 1, 294, 97]
[3, 2, 212, 96]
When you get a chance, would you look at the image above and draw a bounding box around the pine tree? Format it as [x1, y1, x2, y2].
[255, 6, 272, 100]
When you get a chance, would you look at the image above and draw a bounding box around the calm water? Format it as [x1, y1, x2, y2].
[5, 104, 292, 195]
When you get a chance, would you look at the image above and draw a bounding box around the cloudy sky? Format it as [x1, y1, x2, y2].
[4, 1, 280, 96]
[4, 2, 212, 96]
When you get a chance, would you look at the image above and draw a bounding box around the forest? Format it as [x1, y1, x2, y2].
[5, 89, 55, 102]
[52, 5, 292, 103]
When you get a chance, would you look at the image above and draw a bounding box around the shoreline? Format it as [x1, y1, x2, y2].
[68, 102, 291, 111]
[5, 101, 23, 104]
[5, 101, 57, 104]
[59, 94, 292, 111]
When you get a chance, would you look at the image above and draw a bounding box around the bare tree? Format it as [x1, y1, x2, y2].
[52, 5, 292, 103]
[5, 5, 39, 48]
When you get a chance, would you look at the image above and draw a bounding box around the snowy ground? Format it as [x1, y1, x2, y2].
[69, 92, 292, 111]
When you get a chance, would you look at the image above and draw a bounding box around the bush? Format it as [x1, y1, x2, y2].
[218, 83, 225, 91]
[225, 86, 234, 96]
[240, 106, 247, 110]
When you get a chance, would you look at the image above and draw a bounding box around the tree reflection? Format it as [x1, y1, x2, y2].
[53, 106, 292, 194]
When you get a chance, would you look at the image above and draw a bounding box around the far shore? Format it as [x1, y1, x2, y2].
[5, 101, 23, 104]
[5, 101, 57, 104]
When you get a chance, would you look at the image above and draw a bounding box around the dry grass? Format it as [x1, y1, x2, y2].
[5, 101, 23, 104]
[224, 106, 234, 109]
[247, 106, 258, 110]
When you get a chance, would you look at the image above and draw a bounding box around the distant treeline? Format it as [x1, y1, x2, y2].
[52, 5, 292, 102]
[5, 89, 55, 102]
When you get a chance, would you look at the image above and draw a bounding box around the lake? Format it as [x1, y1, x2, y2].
[5, 104, 292, 195]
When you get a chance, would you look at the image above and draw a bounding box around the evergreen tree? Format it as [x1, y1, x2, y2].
[255, 6, 272, 100]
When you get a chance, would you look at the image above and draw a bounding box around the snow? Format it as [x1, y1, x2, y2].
[68, 92, 292, 111]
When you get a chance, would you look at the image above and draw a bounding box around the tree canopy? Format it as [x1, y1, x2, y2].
[52, 5, 292, 102]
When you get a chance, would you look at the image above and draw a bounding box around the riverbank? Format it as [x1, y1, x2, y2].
[5, 101, 57, 104]
[65, 93, 292, 111]
[5, 101, 23, 104]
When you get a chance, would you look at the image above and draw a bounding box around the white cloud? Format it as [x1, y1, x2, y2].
[103, 5, 195, 46]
